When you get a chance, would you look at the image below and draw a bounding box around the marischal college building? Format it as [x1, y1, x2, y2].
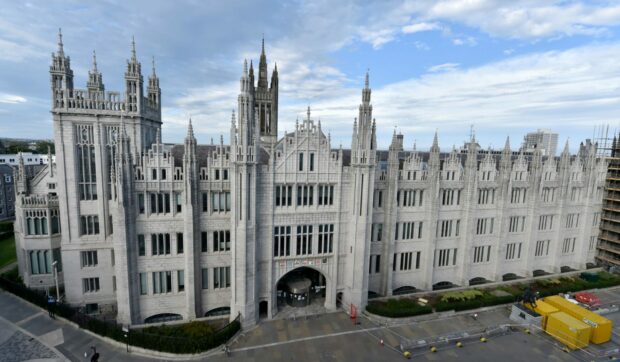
[13, 32, 607, 327]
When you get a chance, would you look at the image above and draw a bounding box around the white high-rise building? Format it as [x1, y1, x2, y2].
[522, 129, 559, 156]
[13, 32, 606, 327]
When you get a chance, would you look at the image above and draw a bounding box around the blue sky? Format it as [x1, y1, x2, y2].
[2, 1, 620, 153]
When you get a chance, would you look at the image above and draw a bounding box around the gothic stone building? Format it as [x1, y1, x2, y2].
[13, 32, 606, 326]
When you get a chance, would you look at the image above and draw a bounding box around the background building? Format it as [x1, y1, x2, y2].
[13, 33, 606, 327]
[522, 129, 559, 156]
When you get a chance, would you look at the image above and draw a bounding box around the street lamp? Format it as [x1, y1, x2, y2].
[51, 260, 59, 302]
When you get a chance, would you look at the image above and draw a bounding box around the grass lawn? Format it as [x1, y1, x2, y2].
[0, 234, 16, 268]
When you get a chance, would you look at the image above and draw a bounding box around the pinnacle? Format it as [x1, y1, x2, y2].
[92, 50, 97, 72]
[186, 118, 194, 139]
[57, 28, 64, 54]
[365, 69, 369, 88]
[131, 36, 136, 60]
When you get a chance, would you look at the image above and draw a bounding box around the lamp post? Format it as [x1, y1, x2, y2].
[51, 260, 59, 302]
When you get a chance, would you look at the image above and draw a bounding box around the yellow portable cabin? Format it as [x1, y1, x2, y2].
[545, 311, 591, 350]
[531, 300, 559, 329]
[544, 295, 612, 344]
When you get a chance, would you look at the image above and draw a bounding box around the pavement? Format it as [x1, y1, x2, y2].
[4, 286, 620, 361]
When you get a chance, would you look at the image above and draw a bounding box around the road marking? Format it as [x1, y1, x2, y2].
[15, 311, 45, 326]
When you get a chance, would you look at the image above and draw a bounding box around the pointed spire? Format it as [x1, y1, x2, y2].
[307, 106, 311, 120]
[243, 59, 248, 74]
[562, 139, 570, 156]
[57, 28, 64, 55]
[186, 118, 194, 139]
[131, 36, 137, 61]
[274, 62, 278, 72]
[365, 69, 369, 89]
[261, 34, 265, 55]
[92, 50, 98, 72]
[504, 136, 510, 151]
[231, 109, 236, 126]
[151, 56, 156, 76]
[432, 130, 439, 149]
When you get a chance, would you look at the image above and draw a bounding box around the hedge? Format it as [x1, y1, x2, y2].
[0, 276, 240, 354]
[366, 298, 433, 318]
[435, 294, 516, 312]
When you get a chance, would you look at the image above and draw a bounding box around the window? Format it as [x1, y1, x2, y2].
[296, 225, 313, 255]
[211, 191, 231, 212]
[510, 187, 527, 204]
[80, 215, 99, 235]
[139, 273, 147, 295]
[298, 152, 304, 171]
[397, 251, 421, 271]
[151, 233, 171, 255]
[152, 169, 157, 180]
[201, 268, 209, 289]
[76, 126, 97, 200]
[83, 277, 100, 293]
[398, 189, 424, 207]
[29, 250, 51, 274]
[81, 251, 98, 267]
[50, 214, 60, 234]
[201, 232, 208, 252]
[508, 216, 526, 233]
[541, 187, 556, 203]
[177, 270, 185, 292]
[202, 193, 209, 212]
[396, 222, 423, 240]
[592, 212, 601, 227]
[369, 255, 381, 274]
[275, 185, 293, 207]
[161, 169, 167, 180]
[440, 189, 461, 206]
[505, 242, 522, 260]
[535, 240, 551, 257]
[436, 219, 460, 238]
[434, 248, 458, 267]
[309, 153, 315, 171]
[213, 266, 231, 289]
[138, 194, 145, 214]
[565, 213, 580, 228]
[538, 214, 554, 231]
[274, 226, 291, 257]
[177, 233, 184, 254]
[318, 185, 334, 206]
[371, 223, 383, 242]
[570, 187, 582, 202]
[152, 271, 172, 294]
[52, 248, 62, 272]
[138, 234, 145, 256]
[213, 230, 231, 252]
[149, 192, 171, 214]
[373, 190, 383, 208]
[26, 214, 50, 236]
[589, 236, 597, 251]
[175, 193, 182, 213]
[475, 218, 494, 235]
[296, 185, 314, 206]
[318, 224, 334, 254]
[562, 237, 576, 254]
[477, 189, 495, 205]
[473, 245, 492, 263]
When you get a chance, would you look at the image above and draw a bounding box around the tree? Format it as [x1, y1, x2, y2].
[34, 141, 55, 154]
[6, 141, 29, 154]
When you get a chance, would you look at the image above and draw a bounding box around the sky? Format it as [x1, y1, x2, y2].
[2, 0, 620, 153]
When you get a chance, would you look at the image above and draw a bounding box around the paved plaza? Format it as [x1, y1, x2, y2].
[3, 287, 620, 361]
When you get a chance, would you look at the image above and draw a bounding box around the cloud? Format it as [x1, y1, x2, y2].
[452, 36, 477, 46]
[0, 93, 27, 104]
[402, 21, 442, 34]
[428, 63, 459, 72]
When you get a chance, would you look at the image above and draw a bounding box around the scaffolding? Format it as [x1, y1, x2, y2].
[596, 124, 620, 266]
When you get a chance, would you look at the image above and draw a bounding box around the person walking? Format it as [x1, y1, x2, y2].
[90, 346, 100, 362]
[47, 294, 55, 318]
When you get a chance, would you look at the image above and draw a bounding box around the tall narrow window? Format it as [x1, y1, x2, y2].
[299, 152, 304, 171]
[309, 153, 315, 171]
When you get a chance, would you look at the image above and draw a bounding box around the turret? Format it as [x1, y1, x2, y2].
[429, 131, 440, 170]
[351, 71, 377, 165]
[147, 56, 161, 112]
[50, 28, 74, 109]
[86, 50, 104, 93]
[258, 37, 268, 89]
[125, 37, 143, 113]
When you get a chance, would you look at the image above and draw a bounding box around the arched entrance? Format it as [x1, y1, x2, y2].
[276, 267, 328, 316]
[144, 313, 182, 324]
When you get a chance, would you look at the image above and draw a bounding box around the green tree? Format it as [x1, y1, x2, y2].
[34, 140, 55, 154]
[6, 142, 29, 154]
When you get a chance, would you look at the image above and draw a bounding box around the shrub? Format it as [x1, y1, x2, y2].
[366, 299, 433, 318]
[440, 290, 483, 303]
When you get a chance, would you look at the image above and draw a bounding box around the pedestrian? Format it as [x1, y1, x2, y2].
[47, 294, 55, 318]
[90, 346, 100, 362]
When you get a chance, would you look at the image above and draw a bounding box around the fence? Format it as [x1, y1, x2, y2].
[0, 276, 241, 354]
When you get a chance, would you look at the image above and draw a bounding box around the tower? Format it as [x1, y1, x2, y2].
[125, 37, 143, 113]
[86, 50, 104, 93]
[230, 59, 260, 325]
[147, 57, 161, 113]
[345, 71, 377, 312]
[50, 29, 73, 109]
[253, 38, 279, 147]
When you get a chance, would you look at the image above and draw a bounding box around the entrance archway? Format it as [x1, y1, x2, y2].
[276, 267, 327, 316]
